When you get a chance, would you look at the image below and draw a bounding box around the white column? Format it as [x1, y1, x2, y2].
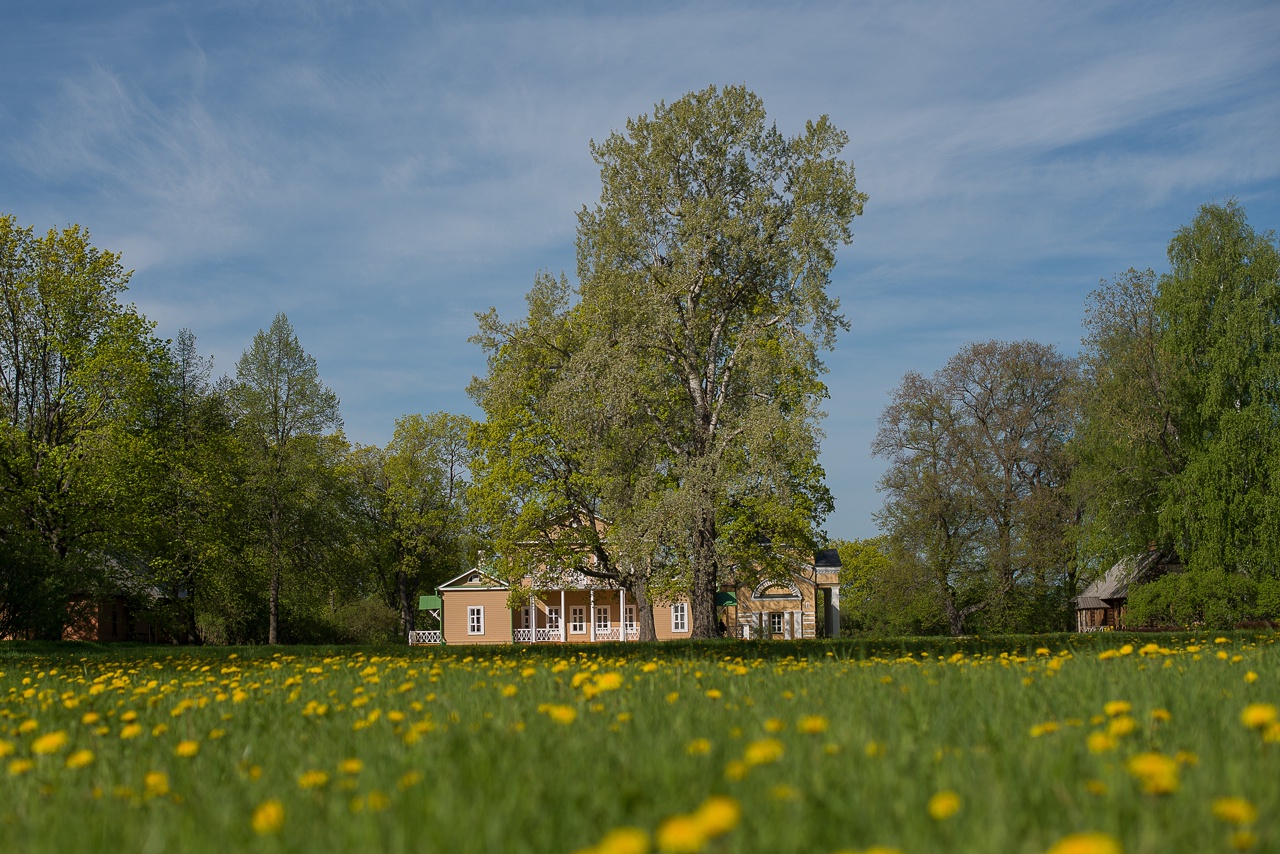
[560, 589, 566, 642]
[589, 588, 596, 642]
[529, 593, 536, 643]
[620, 588, 626, 641]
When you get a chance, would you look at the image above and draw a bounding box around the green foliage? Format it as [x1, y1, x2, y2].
[0, 215, 168, 637]
[830, 537, 946, 636]
[473, 85, 863, 636]
[1127, 570, 1260, 630]
[1156, 201, 1280, 577]
[873, 341, 1078, 635]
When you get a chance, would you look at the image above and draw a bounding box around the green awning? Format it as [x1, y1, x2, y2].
[418, 595, 442, 611]
[714, 591, 737, 607]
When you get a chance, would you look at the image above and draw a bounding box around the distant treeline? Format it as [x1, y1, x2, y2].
[838, 200, 1280, 635]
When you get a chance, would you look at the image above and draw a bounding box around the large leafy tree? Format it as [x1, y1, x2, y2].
[231, 313, 342, 644]
[0, 215, 165, 637]
[1071, 268, 1182, 567]
[473, 86, 862, 637]
[349, 412, 473, 638]
[874, 341, 1078, 634]
[1157, 201, 1280, 576]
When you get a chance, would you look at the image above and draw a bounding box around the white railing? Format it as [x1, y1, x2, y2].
[514, 628, 533, 642]
[594, 627, 620, 641]
[625, 626, 638, 639]
[409, 630, 442, 645]
[536, 628, 562, 642]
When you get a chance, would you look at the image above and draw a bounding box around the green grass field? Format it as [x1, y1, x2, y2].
[1, 633, 1277, 853]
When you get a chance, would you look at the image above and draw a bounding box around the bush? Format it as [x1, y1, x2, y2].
[1127, 569, 1257, 629]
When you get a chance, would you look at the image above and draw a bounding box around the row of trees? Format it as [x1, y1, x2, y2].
[0, 214, 475, 641]
[1, 85, 864, 643]
[846, 200, 1279, 634]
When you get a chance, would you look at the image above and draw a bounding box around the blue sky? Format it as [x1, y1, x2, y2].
[2, 1, 1277, 539]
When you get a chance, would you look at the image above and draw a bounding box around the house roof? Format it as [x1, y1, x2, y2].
[815, 549, 842, 569]
[439, 567, 510, 591]
[1074, 549, 1181, 607]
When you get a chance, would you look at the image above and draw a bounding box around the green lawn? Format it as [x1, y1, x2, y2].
[1, 633, 1276, 853]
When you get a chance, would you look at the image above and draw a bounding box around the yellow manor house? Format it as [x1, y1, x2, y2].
[408, 550, 843, 645]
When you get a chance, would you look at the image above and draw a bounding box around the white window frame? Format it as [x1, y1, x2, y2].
[570, 606, 586, 635]
[546, 606, 561, 630]
[769, 611, 784, 636]
[595, 606, 611, 632]
[671, 603, 688, 633]
[624, 605, 636, 632]
[468, 606, 485, 636]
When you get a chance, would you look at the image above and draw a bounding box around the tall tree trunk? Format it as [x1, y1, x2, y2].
[269, 568, 279, 644]
[397, 568, 413, 639]
[690, 508, 719, 638]
[631, 573, 657, 642]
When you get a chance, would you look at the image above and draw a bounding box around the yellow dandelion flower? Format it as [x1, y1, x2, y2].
[665, 692, 680, 704]
[686, 738, 712, 756]
[1230, 830, 1258, 851]
[797, 715, 828, 735]
[1150, 708, 1171, 722]
[18, 719, 38, 734]
[252, 799, 285, 835]
[723, 760, 748, 781]
[9, 759, 35, 776]
[81, 712, 100, 726]
[1118, 644, 1133, 655]
[31, 731, 68, 755]
[763, 718, 785, 733]
[367, 790, 391, 811]
[1044, 832, 1122, 854]
[1240, 703, 1277, 729]
[705, 689, 722, 700]
[1264, 722, 1280, 743]
[121, 724, 142, 740]
[655, 814, 707, 854]
[546, 704, 577, 725]
[65, 749, 94, 769]
[865, 741, 885, 758]
[1127, 752, 1178, 794]
[1108, 716, 1137, 737]
[144, 771, 170, 797]
[1086, 732, 1116, 754]
[641, 662, 658, 673]
[397, 770, 423, 790]
[596, 826, 650, 854]
[693, 795, 740, 837]
[0, 741, 13, 758]
[1244, 671, 1258, 684]
[927, 790, 961, 820]
[595, 672, 623, 692]
[175, 740, 200, 758]
[1103, 701, 1131, 717]
[743, 738, 784, 766]
[501, 685, 518, 698]
[298, 770, 330, 789]
[1212, 797, 1258, 826]
[1084, 779, 1107, 796]
[339, 758, 363, 775]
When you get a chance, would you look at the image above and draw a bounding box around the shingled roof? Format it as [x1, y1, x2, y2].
[1074, 549, 1181, 606]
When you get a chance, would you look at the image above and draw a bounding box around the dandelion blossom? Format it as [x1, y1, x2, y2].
[927, 790, 961, 820]
[655, 814, 706, 854]
[175, 740, 200, 758]
[65, 749, 94, 769]
[693, 795, 740, 837]
[797, 715, 829, 734]
[252, 799, 285, 835]
[743, 738, 784, 766]
[1240, 704, 1277, 729]
[1044, 832, 1122, 854]
[1212, 797, 1258, 826]
[596, 826, 650, 854]
[1127, 752, 1178, 794]
[31, 731, 68, 755]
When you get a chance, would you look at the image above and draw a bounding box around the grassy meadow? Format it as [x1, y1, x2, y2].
[1, 633, 1277, 854]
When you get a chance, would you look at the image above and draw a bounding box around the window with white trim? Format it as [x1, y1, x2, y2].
[671, 603, 688, 633]
[520, 607, 531, 628]
[468, 606, 484, 635]
[595, 606, 611, 632]
[546, 606, 561, 630]
[570, 606, 586, 634]
[769, 611, 784, 636]
[624, 605, 636, 632]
